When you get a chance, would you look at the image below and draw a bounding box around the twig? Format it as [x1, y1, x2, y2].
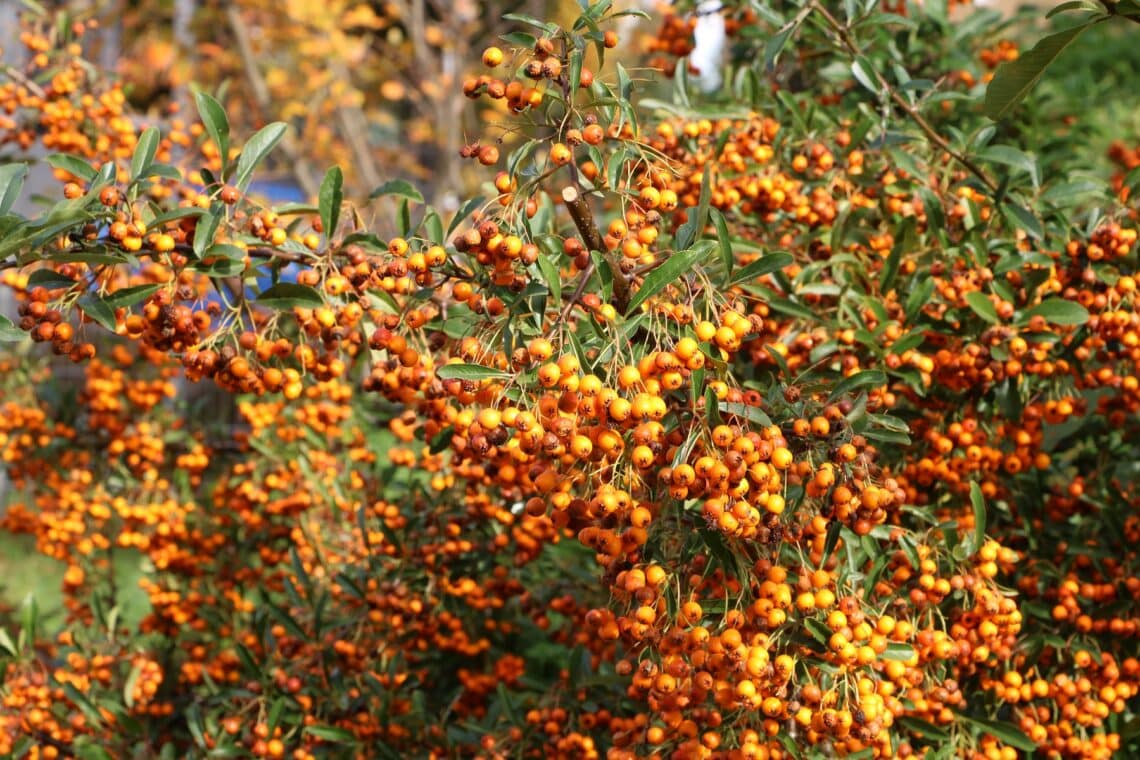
[224, 5, 321, 198]
[812, 3, 998, 193]
[1, 65, 47, 99]
[561, 186, 630, 313]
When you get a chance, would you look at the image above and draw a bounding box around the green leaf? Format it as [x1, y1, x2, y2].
[851, 57, 880, 95]
[104, 284, 161, 309]
[447, 195, 484, 236]
[47, 154, 97, 183]
[626, 241, 713, 315]
[718, 401, 772, 428]
[729, 251, 793, 285]
[304, 725, 358, 744]
[897, 716, 951, 742]
[319, 166, 344, 241]
[977, 145, 1038, 185]
[984, 22, 1095, 120]
[1002, 202, 1043, 241]
[821, 521, 842, 565]
[130, 127, 160, 181]
[193, 207, 222, 259]
[674, 164, 711, 252]
[423, 209, 444, 245]
[62, 682, 104, 727]
[0, 314, 26, 343]
[710, 208, 733, 277]
[0, 625, 18, 654]
[882, 642, 917, 661]
[194, 91, 231, 170]
[256, 283, 323, 310]
[78, 293, 118, 331]
[0, 163, 28, 215]
[967, 481, 986, 556]
[234, 122, 287, 193]
[956, 714, 1037, 751]
[882, 216, 915, 293]
[369, 179, 424, 204]
[1020, 298, 1088, 326]
[828, 369, 887, 402]
[765, 23, 796, 69]
[123, 659, 143, 709]
[27, 269, 77, 290]
[535, 251, 561, 306]
[964, 291, 999, 324]
[435, 363, 510, 382]
[500, 31, 537, 48]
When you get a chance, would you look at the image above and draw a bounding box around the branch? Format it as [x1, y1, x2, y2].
[1, 65, 47, 99]
[561, 186, 629, 313]
[813, 3, 998, 193]
[225, 5, 322, 198]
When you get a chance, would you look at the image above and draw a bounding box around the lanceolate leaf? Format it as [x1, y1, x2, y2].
[435, 363, 510, 382]
[234, 122, 287, 193]
[256, 283, 324, 310]
[319, 166, 344, 241]
[0, 163, 28, 216]
[194, 90, 231, 170]
[984, 22, 1097, 120]
[626, 241, 713, 315]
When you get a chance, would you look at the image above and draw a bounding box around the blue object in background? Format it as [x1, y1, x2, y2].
[245, 178, 307, 292]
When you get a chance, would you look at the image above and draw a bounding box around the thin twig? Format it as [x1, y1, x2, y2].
[812, 3, 998, 193]
[1, 64, 47, 99]
[225, 5, 321, 198]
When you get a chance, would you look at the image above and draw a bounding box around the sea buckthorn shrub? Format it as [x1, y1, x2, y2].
[3, 0, 1140, 759]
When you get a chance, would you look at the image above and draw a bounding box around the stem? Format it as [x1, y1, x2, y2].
[561, 186, 629, 313]
[812, 3, 999, 193]
[225, 5, 321, 198]
[0, 64, 47, 99]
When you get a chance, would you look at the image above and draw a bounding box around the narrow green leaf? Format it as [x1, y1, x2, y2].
[319, 166, 344, 241]
[234, 122, 287, 192]
[47, 154, 97, 183]
[626, 242, 712, 315]
[957, 714, 1036, 751]
[851, 57, 880, 95]
[304, 725, 358, 743]
[77, 293, 118, 331]
[0, 314, 26, 342]
[984, 22, 1095, 120]
[882, 642, 917, 661]
[965, 291, 999, 324]
[104, 284, 161, 309]
[194, 90, 231, 170]
[968, 481, 986, 556]
[435, 363, 510, 382]
[718, 401, 772, 428]
[256, 283, 324, 310]
[369, 179, 425, 204]
[828, 369, 887, 402]
[729, 251, 793, 285]
[130, 127, 160, 181]
[0, 163, 28, 215]
[1020, 298, 1088, 326]
[710, 208, 733, 277]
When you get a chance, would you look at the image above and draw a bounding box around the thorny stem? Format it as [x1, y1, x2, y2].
[812, 3, 999, 194]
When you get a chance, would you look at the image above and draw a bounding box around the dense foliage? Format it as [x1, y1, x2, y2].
[2, 0, 1140, 758]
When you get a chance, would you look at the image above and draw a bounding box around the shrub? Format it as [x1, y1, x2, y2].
[2, 0, 1140, 758]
